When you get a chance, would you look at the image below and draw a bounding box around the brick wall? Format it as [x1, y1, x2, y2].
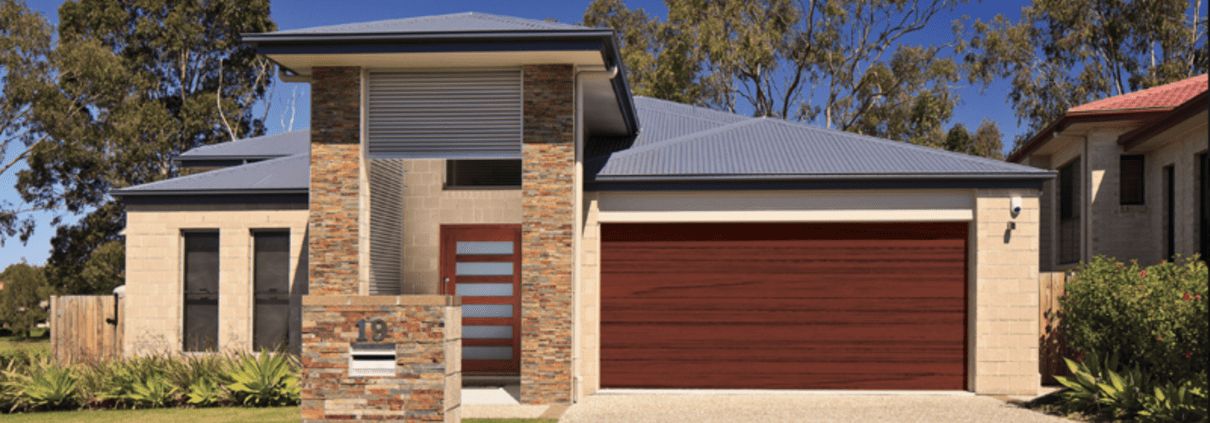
[520, 64, 575, 404]
[300, 295, 461, 422]
[122, 203, 308, 356]
[972, 189, 1041, 394]
[310, 66, 362, 296]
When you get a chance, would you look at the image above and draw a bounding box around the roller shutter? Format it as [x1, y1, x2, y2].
[367, 70, 522, 159]
[368, 158, 405, 295]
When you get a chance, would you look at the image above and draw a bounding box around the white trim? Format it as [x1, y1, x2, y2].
[597, 209, 973, 223]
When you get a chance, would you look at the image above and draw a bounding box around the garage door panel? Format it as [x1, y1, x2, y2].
[602, 345, 965, 362]
[603, 241, 965, 262]
[601, 369, 962, 390]
[600, 222, 968, 390]
[602, 322, 965, 344]
[600, 274, 966, 299]
[602, 302, 965, 325]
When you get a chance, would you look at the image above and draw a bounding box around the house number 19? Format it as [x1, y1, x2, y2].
[355, 319, 388, 342]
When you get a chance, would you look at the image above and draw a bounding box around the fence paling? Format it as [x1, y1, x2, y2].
[49, 295, 123, 363]
[1039, 271, 1070, 385]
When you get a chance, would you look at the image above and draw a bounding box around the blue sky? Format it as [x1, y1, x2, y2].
[1, 0, 1032, 269]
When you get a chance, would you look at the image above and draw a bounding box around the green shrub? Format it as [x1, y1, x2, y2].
[1059, 255, 1208, 381]
[1, 356, 81, 412]
[1139, 375, 1208, 423]
[1055, 350, 1150, 419]
[225, 351, 300, 407]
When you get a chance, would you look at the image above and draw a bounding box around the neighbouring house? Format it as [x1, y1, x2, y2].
[1008, 74, 1209, 270]
[110, 12, 1055, 420]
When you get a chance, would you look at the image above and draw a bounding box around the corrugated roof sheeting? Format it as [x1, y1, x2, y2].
[178, 130, 309, 160]
[114, 153, 309, 195]
[597, 117, 1050, 178]
[630, 97, 748, 149]
[273, 12, 588, 35]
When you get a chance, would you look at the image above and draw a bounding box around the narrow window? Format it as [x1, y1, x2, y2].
[253, 231, 290, 351]
[1058, 159, 1081, 264]
[1200, 153, 1208, 260]
[1164, 165, 1175, 259]
[446, 159, 522, 188]
[183, 232, 219, 352]
[1120, 155, 1145, 205]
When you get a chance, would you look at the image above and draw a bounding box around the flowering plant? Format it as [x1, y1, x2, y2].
[1059, 255, 1207, 382]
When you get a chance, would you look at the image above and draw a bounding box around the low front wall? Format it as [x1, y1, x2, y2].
[300, 295, 461, 423]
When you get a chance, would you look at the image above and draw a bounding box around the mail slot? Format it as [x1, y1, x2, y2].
[348, 343, 396, 377]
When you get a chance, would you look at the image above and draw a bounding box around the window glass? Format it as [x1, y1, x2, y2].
[183, 232, 219, 352]
[253, 231, 289, 351]
[446, 160, 521, 187]
[1120, 155, 1145, 205]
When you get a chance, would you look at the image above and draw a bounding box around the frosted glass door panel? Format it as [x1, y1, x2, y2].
[463, 304, 513, 318]
[456, 262, 513, 276]
[456, 283, 513, 297]
[464, 325, 513, 339]
[457, 241, 513, 255]
[464, 346, 512, 360]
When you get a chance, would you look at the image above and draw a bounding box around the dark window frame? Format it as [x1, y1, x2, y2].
[1119, 155, 1145, 205]
[1164, 164, 1176, 260]
[182, 231, 219, 352]
[1058, 158, 1081, 265]
[445, 159, 522, 189]
[252, 230, 290, 352]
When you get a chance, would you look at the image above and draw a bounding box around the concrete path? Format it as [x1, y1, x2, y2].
[559, 392, 1074, 423]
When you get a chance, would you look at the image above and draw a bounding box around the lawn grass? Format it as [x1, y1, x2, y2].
[0, 331, 49, 356]
[0, 407, 556, 423]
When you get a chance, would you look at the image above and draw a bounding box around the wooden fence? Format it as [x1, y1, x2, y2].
[49, 295, 123, 363]
[1039, 271, 1071, 385]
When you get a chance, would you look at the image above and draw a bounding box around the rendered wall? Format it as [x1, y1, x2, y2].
[122, 203, 308, 356]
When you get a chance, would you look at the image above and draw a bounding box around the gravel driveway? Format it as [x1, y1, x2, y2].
[559, 392, 1074, 423]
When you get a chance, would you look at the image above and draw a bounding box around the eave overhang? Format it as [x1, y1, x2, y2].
[1118, 91, 1210, 153]
[242, 28, 639, 136]
[1006, 109, 1170, 163]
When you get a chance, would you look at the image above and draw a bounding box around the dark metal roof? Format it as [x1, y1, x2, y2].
[177, 130, 309, 162]
[114, 153, 309, 197]
[268, 12, 589, 36]
[589, 100, 1055, 188]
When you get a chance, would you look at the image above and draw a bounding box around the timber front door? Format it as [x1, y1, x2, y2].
[440, 225, 522, 374]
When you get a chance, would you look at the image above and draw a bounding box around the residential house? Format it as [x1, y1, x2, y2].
[112, 12, 1056, 420]
[1008, 74, 1209, 270]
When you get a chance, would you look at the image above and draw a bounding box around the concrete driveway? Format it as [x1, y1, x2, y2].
[558, 392, 1073, 423]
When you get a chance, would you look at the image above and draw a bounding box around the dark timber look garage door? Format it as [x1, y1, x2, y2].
[600, 222, 968, 390]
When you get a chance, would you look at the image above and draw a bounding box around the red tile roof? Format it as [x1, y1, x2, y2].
[1069, 74, 1208, 113]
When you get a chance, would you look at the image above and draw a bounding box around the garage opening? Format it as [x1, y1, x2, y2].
[600, 222, 968, 390]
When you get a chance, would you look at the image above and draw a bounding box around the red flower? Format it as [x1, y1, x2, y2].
[1197, 294, 1203, 300]
[1184, 293, 1192, 301]
[1186, 351, 1193, 359]
[1160, 260, 1166, 264]
[1156, 337, 1163, 341]
[1140, 270, 1147, 278]
[1117, 264, 1125, 269]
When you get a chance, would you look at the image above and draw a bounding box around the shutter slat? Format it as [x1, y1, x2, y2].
[368, 71, 522, 159]
[369, 159, 405, 295]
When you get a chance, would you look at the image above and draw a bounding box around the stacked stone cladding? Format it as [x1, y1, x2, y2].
[299, 296, 461, 422]
[309, 66, 362, 296]
[519, 64, 575, 404]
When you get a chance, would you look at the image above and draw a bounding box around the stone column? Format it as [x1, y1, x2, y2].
[520, 64, 575, 404]
[308, 66, 362, 296]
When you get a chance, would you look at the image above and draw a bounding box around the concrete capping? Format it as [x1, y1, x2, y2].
[301, 295, 461, 306]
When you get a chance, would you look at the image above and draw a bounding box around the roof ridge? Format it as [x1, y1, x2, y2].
[634, 96, 748, 123]
[114, 153, 307, 193]
[610, 119, 766, 158]
[181, 129, 307, 156]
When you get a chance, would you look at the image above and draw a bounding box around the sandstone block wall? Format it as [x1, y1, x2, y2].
[397, 159, 521, 295]
[972, 189, 1041, 395]
[520, 64, 575, 404]
[123, 203, 308, 356]
[299, 295, 460, 422]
